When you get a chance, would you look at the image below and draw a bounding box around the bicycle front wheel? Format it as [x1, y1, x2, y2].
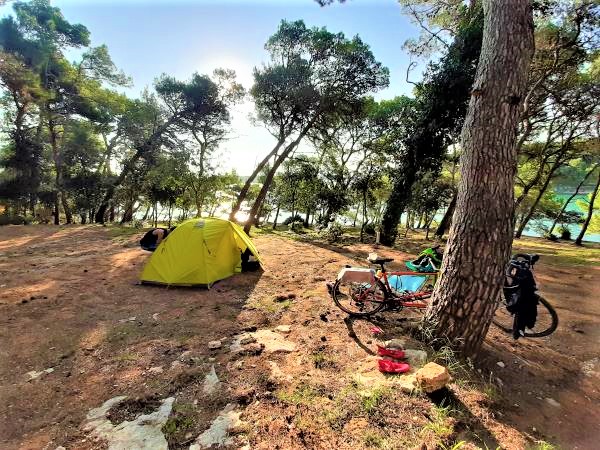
[332, 278, 387, 317]
[492, 294, 558, 338]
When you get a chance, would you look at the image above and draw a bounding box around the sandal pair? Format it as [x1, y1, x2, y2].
[376, 345, 410, 373]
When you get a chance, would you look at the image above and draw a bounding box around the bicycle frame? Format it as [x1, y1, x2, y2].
[377, 269, 438, 308]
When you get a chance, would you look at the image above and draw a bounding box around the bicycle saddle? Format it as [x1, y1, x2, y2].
[367, 253, 394, 264]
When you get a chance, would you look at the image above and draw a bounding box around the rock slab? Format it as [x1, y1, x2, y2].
[189, 403, 243, 449]
[83, 396, 175, 450]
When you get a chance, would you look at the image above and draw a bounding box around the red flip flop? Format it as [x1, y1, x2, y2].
[376, 345, 405, 359]
[378, 359, 410, 374]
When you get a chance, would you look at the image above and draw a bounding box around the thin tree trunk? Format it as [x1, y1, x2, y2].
[53, 192, 60, 225]
[244, 128, 312, 234]
[424, 0, 534, 356]
[229, 139, 285, 221]
[575, 170, 600, 245]
[515, 159, 563, 238]
[548, 164, 599, 236]
[435, 193, 457, 237]
[61, 193, 72, 224]
[142, 205, 151, 221]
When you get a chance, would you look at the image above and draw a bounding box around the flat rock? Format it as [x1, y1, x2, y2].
[208, 340, 222, 350]
[230, 330, 295, 355]
[415, 362, 451, 393]
[189, 403, 244, 449]
[268, 361, 292, 383]
[274, 325, 291, 334]
[25, 367, 54, 381]
[545, 397, 561, 408]
[252, 330, 296, 353]
[202, 365, 220, 395]
[147, 366, 163, 375]
[496, 361, 506, 368]
[84, 396, 174, 450]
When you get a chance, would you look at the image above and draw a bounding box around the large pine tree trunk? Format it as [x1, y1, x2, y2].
[423, 0, 534, 356]
[575, 170, 600, 246]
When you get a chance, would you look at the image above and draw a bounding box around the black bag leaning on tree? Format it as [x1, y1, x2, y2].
[503, 256, 538, 339]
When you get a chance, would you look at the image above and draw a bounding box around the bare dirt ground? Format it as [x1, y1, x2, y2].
[0, 225, 599, 449]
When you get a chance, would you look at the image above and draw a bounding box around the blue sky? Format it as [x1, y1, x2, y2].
[1, 0, 424, 174]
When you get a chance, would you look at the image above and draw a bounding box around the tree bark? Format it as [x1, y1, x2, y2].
[548, 164, 599, 236]
[435, 193, 457, 237]
[423, 0, 534, 356]
[575, 169, 600, 245]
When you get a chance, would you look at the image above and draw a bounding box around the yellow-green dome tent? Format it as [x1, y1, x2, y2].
[140, 218, 261, 286]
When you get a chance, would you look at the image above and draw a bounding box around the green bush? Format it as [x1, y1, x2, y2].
[283, 214, 304, 226]
[320, 222, 344, 242]
[558, 226, 571, 240]
[0, 213, 30, 225]
[290, 220, 304, 232]
[363, 222, 376, 236]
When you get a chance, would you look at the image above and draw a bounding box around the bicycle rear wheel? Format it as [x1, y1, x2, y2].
[492, 294, 558, 337]
[332, 278, 387, 317]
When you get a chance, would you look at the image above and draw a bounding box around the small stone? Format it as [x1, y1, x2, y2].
[545, 397, 561, 408]
[25, 367, 54, 381]
[240, 335, 256, 345]
[320, 336, 327, 342]
[237, 343, 264, 356]
[396, 373, 418, 393]
[179, 350, 193, 361]
[496, 361, 506, 368]
[275, 325, 291, 334]
[152, 313, 160, 321]
[119, 316, 136, 323]
[233, 361, 244, 370]
[243, 326, 257, 332]
[415, 362, 451, 393]
[208, 340, 222, 350]
[148, 366, 163, 374]
[171, 361, 185, 370]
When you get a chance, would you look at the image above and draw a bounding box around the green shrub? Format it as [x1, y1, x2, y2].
[320, 222, 344, 242]
[283, 214, 304, 225]
[363, 222, 376, 236]
[558, 226, 571, 240]
[290, 220, 304, 232]
[0, 213, 31, 225]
